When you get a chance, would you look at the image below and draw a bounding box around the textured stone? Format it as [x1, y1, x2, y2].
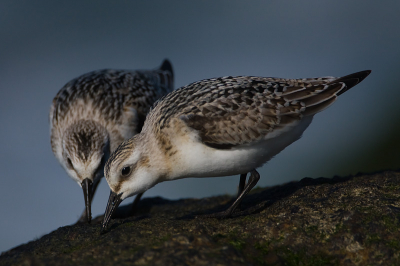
[1, 170, 400, 265]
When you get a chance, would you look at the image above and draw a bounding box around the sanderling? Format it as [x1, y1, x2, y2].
[101, 70, 371, 231]
[50, 59, 174, 223]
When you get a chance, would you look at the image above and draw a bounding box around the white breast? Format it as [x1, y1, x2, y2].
[169, 116, 314, 179]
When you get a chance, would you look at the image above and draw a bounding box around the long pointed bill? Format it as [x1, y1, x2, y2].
[81, 178, 93, 223]
[101, 191, 123, 233]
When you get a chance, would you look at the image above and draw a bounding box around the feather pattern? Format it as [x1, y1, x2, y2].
[147, 70, 370, 149]
[50, 60, 173, 155]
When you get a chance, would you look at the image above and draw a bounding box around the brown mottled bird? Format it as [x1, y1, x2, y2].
[101, 70, 371, 231]
[50, 59, 174, 223]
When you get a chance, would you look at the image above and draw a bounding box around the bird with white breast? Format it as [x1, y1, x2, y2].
[101, 69, 371, 231]
[50, 59, 174, 223]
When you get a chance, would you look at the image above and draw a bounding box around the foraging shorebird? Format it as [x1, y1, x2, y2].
[50, 59, 174, 223]
[101, 70, 371, 231]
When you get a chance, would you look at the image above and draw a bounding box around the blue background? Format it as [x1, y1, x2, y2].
[1, 1, 400, 252]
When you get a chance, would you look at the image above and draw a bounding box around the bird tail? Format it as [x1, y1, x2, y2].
[158, 59, 174, 91]
[333, 70, 371, 96]
[298, 70, 371, 116]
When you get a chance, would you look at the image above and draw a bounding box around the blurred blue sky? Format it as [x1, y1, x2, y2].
[1, 1, 399, 253]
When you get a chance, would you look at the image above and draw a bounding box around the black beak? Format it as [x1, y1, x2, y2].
[101, 191, 123, 233]
[81, 178, 93, 223]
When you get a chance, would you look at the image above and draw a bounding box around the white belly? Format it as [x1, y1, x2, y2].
[171, 116, 314, 179]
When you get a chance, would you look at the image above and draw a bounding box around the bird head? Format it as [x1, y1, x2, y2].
[101, 134, 161, 232]
[62, 120, 110, 223]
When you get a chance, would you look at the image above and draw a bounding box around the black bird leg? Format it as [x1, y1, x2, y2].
[238, 173, 247, 197]
[203, 169, 260, 218]
[236, 173, 247, 211]
[130, 192, 144, 215]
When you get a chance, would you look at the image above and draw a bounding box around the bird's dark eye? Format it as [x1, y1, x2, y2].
[66, 158, 74, 169]
[121, 166, 131, 177]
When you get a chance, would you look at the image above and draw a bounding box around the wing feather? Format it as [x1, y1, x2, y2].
[151, 71, 370, 149]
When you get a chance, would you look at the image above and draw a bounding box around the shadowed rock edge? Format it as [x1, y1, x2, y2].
[1, 170, 400, 266]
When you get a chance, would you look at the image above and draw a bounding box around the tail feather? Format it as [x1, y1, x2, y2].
[300, 70, 371, 116]
[277, 70, 371, 119]
[158, 59, 174, 92]
[302, 96, 337, 116]
[301, 83, 344, 108]
[160, 59, 173, 76]
[333, 70, 371, 96]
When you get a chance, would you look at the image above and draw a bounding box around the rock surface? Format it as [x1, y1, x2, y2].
[1, 171, 400, 265]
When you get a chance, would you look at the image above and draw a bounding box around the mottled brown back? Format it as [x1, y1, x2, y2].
[148, 71, 370, 148]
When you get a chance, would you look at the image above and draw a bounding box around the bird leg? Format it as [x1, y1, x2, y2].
[238, 173, 247, 197]
[203, 169, 260, 219]
[236, 173, 247, 211]
[130, 192, 144, 215]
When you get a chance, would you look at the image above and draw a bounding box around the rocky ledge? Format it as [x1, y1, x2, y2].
[1, 171, 400, 265]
